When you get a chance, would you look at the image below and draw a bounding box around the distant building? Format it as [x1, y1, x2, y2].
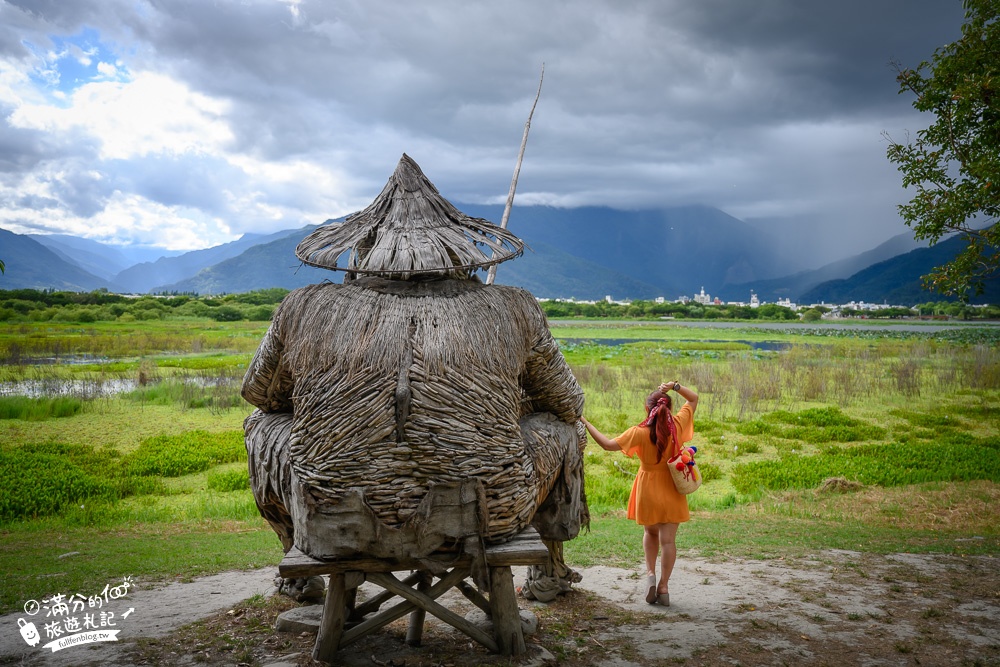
[750, 292, 759, 308]
[693, 287, 712, 305]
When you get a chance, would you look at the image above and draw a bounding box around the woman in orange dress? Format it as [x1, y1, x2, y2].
[582, 381, 699, 606]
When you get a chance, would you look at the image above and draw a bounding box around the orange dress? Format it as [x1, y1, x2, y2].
[616, 403, 695, 525]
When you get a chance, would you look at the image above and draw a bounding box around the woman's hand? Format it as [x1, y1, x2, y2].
[581, 416, 620, 452]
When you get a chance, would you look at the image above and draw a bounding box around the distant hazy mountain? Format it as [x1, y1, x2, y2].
[0, 229, 111, 291]
[161, 229, 663, 299]
[160, 207, 770, 298]
[721, 231, 929, 302]
[29, 233, 135, 280]
[800, 233, 1000, 305]
[113, 226, 316, 293]
[460, 204, 801, 295]
[487, 240, 665, 300]
[158, 228, 331, 293]
[7, 208, 995, 305]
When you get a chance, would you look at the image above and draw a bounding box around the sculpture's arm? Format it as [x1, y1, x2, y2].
[522, 316, 584, 423]
[241, 312, 294, 413]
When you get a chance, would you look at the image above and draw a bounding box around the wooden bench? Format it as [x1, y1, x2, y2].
[278, 527, 549, 663]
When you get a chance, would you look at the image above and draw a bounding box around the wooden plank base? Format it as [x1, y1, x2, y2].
[278, 528, 548, 663]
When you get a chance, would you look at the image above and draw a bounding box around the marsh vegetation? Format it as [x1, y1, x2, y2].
[1, 298, 997, 615]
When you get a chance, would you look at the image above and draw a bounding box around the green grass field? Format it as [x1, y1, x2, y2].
[1, 317, 997, 614]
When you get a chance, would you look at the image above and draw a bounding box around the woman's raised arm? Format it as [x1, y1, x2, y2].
[580, 416, 620, 452]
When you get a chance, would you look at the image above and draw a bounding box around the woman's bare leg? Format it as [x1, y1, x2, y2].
[643, 525, 661, 576]
[658, 523, 679, 595]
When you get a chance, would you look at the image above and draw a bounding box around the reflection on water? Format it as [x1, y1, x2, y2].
[0, 378, 137, 398]
[561, 338, 790, 351]
[2, 354, 112, 366]
[0, 375, 238, 399]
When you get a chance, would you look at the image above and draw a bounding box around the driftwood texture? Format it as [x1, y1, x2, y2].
[242, 276, 585, 546]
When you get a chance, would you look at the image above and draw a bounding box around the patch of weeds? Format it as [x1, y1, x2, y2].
[888, 409, 962, 430]
[698, 461, 722, 482]
[127, 430, 246, 477]
[696, 419, 726, 437]
[0, 395, 85, 420]
[731, 438, 1000, 495]
[206, 467, 250, 492]
[922, 607, 945, 619]
[741, 406, 889, 444]
[0, 441, 152, 521]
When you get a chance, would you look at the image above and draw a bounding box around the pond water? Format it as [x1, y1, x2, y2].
[0, 378, 138, 398]
[561, 337, 790, 351]
[3, 354, 112, 366]
[0, 375, 238, 399]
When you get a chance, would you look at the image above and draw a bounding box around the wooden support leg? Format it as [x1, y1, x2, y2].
[343, 571, 363, 627]
[341, 567, 487, 650]
[313, 572, 347, 664]
[353, 571, 421, 619]
[489, 566, 526, 655]
[366, 571, 499, 652]
[406, 572, 432, 646]
[456, 579, 491, 614]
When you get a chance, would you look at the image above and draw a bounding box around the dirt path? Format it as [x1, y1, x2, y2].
[3, 551, 998, 666]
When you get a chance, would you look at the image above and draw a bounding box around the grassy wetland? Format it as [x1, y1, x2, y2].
[1, 293, 998, 615]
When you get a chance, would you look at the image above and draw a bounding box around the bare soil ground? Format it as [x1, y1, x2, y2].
[3, 550, 998, 667]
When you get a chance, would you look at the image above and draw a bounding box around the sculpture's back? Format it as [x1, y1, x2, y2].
[242, 154, 587, 599]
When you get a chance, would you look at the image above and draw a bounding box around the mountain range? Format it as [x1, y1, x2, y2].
[3, 204, 996, 305]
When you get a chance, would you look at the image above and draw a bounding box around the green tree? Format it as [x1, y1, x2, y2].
[801, 308, 823, 322]
[209, 305, 245, 322]
[885, 0, 1000, 299]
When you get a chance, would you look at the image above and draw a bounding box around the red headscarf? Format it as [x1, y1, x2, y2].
[639, 393, 679, 464]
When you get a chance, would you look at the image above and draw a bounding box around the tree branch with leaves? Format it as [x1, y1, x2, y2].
[884, 0, 1000, 299]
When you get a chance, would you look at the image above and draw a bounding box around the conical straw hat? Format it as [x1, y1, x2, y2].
[296, 154, 525, 278]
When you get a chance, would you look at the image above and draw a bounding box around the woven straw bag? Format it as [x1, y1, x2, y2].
[667, 445, 702, 494]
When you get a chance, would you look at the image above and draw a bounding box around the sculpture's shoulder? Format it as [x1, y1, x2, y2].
[349, 276, 537, 305]
[284, 281, 345, 301]
[275, 281, 353, 311]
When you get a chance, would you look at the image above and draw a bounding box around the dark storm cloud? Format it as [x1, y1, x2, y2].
[0, 0, 971, 262]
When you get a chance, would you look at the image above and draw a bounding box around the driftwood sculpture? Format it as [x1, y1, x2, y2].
[242, 154, 588, 602]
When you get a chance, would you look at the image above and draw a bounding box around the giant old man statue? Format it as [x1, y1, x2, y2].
[241, 154, 588, 602]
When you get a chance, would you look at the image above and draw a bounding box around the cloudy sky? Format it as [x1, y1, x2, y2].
[0, 0, 965, 265]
